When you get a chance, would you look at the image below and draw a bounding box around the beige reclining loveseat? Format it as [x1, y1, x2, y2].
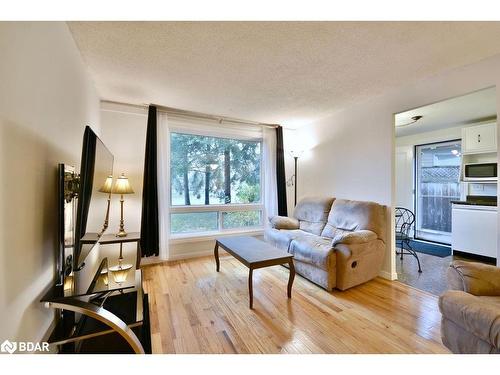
[265, 196, 387, 290]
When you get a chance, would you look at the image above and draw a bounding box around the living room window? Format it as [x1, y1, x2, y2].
[169, 131, 263, 236]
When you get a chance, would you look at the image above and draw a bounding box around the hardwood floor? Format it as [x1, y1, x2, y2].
[142, 254, 449, 354]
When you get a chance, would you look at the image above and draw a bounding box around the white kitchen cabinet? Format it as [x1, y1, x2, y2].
[451, 204, 497, 258]
[462, 123, 497, 154]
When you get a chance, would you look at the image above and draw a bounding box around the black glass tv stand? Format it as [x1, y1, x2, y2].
[40, 233, 151, 354]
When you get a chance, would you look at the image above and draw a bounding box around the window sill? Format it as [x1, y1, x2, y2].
[169, 228, 264, 244]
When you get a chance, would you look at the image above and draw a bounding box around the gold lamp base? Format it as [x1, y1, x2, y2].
[110, 174, 134, 238]
[116, 194, 128, 237]
[116, 230, 128, 238]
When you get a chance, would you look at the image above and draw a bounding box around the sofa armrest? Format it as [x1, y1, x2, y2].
[269, 216, 300, 230]
[331, 230, 377, 247]
[447, 260, 500, 296]
[439, 290, 500, 349]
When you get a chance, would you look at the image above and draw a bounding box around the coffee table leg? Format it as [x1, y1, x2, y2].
[287, 259, 295, 298]
[214, 242, 220, 272]
[248, 268, 253, 309]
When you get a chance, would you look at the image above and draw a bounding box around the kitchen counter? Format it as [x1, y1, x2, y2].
[450, 200, 497, 207]
[450, 195, 497, 207]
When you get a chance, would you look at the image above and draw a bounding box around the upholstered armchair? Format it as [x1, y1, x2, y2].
[439, 260, 500, 354]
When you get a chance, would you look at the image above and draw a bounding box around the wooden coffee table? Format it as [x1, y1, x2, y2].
[214, 236, 295, 309]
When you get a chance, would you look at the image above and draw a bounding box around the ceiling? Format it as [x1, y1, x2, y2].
[68, 22, 500, 128]
[395, 87, 497, 137]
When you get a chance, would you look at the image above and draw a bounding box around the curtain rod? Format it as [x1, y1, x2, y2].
[101, 100, 280, 128]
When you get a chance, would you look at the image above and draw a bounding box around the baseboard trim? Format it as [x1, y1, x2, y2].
[140, 255, 165, 266]
[140, 247, 227, 266]
[379, 270, 398, 280]
[168, 249, 223, 261]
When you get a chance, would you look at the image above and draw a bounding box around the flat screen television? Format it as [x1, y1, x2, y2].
[74, 126, 114, 269]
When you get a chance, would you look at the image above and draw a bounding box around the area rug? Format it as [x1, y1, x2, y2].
[407, 239, 451, 257]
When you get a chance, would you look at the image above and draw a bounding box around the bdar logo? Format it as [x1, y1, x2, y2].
[1, 340, 17, 354]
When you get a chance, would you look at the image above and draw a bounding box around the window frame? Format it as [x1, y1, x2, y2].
[168, 130, 264, 239]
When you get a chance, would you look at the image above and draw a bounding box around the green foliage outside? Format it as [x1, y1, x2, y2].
[170, 132, 262, 233]
[222, 211, 261, 229]
[170, 132, 261, 206]
[170, 210, 262, 234]
[236, 182, 260, 204]
[170, 212, 218, 234]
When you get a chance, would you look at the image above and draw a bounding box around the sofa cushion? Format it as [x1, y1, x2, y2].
[331, 229, 377, 247]
[269, 216, 300, 230]
[321, 199, 386, 243]
[293, 196, 335, 235]
[439, 290, 500, 349]
[289, 235, 335, 271]
[264, 228, 310, 251]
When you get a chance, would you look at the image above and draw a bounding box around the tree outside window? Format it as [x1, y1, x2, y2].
[170, 132, 262, 234]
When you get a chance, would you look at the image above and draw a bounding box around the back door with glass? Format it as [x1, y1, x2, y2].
[415, 140, 461, 244]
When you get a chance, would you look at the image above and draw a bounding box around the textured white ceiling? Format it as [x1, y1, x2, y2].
[395, 87, 496, 137]
[68, 22, 500, 128]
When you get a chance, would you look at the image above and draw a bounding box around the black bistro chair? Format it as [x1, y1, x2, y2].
[395, 207, 422, 273]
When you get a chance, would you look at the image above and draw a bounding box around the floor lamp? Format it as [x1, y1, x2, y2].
[290, 150, 303, 206]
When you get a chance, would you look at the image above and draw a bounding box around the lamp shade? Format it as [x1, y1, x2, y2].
[98, 175, 113, 193]
[112, 173, 134, 194]
[290, 150, 304, 158]
[109, 263, 133, 284]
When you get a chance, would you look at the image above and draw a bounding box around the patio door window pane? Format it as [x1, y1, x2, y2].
[415, 140, 461, 244]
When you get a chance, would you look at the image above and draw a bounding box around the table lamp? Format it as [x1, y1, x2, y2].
[112, 173, 134, 237]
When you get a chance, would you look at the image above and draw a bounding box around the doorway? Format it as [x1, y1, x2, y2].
[394, 86, 497, 295]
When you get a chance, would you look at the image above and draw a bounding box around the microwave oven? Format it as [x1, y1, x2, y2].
[463, 162, 497, 181]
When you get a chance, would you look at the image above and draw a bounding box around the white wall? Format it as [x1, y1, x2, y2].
[0, 22, 100, 342]
[294, 54, 500, 275]
[99, 105, 147, 266]
[396, 126, 464, 148]
[395, 147, 414, 211]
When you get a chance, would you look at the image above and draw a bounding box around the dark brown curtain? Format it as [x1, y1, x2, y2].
[276, 126, 288, 216]
[140, 106, 159, 257]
